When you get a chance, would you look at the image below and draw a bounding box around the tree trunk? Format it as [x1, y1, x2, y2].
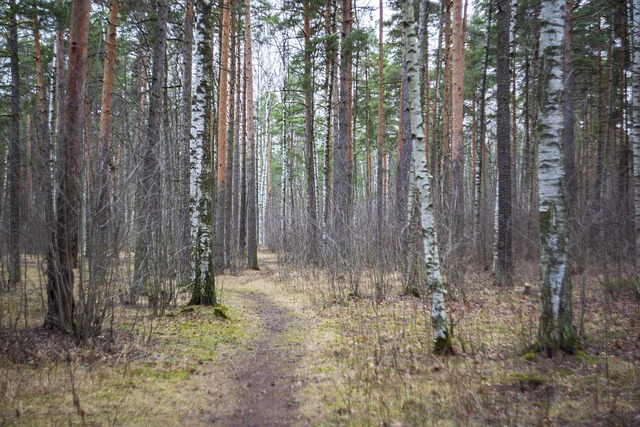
[402, 0, 452, 355]
[180, 0, 194, 287]
[451, 0, 465, 263]
[31, 4, 55, 276]
[215, 0, 231, 272]
[245, 0, 258, 270]
[304, 0, 318, 261]
[494, 0, 513, 286]
[189, 0, 216, 305]
[45, 0, 91, 333]
[81, 0, 119, 338]
[537, 0, 576, 354]
[225, 1, 237, 268]
[377, 0, 385, 235]
[323, 0, 335, 232]
[8, 0, 21, 288]
[333, 0, 353, 246]
[632, 0, 640, 293]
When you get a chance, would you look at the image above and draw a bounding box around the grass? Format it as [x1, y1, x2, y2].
[1, 251, 638, 426]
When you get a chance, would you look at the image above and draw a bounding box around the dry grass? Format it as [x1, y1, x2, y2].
[284, 261, 639, 426]
[0, 251, 638, 426]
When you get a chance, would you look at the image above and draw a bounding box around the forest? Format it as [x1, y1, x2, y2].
[0, 0, 638, 425]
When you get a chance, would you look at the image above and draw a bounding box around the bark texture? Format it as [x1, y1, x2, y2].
[245, 0, 259, 269]
[495, 0, 513, 286]
[45, 0, 91, 333]
[8, 0, 21, 287]
[190, 0, 216, 305]
[537, 0, 576, 353]
[402, 0, 452, 355]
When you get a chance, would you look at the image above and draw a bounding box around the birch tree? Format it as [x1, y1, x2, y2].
[402, 0, 453, 355]
[536, 0, 576, 354]
[189, 0, 216, 305]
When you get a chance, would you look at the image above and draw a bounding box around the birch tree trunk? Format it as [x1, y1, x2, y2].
[189, 0, 216, 305]
[45, 0, 91, 333]
[537, 0, 576, 354]
[402, 0, 453, 355]
[245, 0, 259, 270]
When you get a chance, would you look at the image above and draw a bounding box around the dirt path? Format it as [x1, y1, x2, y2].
[205, 263, 311, 426]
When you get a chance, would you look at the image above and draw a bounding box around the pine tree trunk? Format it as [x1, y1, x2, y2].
[537, 0, 576, 354]
[180, 0, 194, 287]
[632, 0, 640, 293]
[377, 0, 385, 235]
[45, 0, 91, 333]
[495, 0, 513, 286]
[8, 0, 21, 288]
[333, 0, 353, 245]
[225, 2, 237, 268]
[304, 0, 318, 261]
[451, 0, 466, 264]
[402, 0, 452, 355]
[31, 5, 55, 277]
[245, 0, 258, 270]
[215, 0, 231, 272]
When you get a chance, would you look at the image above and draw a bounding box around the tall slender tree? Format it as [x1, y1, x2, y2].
[180, 0, 194, 287]
[402, 0, 452, 355]
[245, 0, 259, 269]
[333, 0, 353, 244]
[45, 0, 91, 333]
[495, 0, 513, 286]
[632, 0, 640, 293]
[216, 0, 231, 271]
[190, 0, 216, 305]
[133, 0, 169, 308]
[8, 0, 21, 288]
[304, 0, 318, 261]
[536, 0, 576, 354]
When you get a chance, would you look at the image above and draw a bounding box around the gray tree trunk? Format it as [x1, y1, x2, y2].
[8, 0, 21, 288]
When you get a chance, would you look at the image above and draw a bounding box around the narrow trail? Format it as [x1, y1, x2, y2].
[205, 261, 310, 426]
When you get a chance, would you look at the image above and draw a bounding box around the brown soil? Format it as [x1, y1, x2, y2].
[203, 271, 309, 426]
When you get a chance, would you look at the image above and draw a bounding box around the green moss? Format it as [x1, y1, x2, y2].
[523, 351, 537, 361]
[433, 334, 455, 356]
[131, 366, 189, 381]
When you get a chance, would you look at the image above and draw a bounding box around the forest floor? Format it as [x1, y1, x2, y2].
[0, 249, 639, 426]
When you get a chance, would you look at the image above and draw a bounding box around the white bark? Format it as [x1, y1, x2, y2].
[402, 0, 449, 352]
[537, 0, 574, 350]
[190, 0, 214, 299]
